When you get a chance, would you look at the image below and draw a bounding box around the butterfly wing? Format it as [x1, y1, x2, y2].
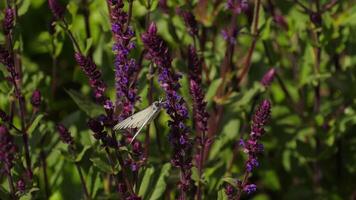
[129, 107, 161, 143]
[113, 105, 155, 130]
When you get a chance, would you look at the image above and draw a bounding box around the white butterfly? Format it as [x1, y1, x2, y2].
[113, 99, 164, 144]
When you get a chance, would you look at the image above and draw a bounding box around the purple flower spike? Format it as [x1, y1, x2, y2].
[0, 45, 17, 80]
[3, 8, 15, 34]
[178, 9, 199, 36]
[142, 22, 193, 194]
[56, 124, 74, 145]
[31, 89, 42, 108]
[0, 125, 17, 170]
[261, 68, 276, 87]
[243, 184, 257, 194]
[108, 0, 139, 120]
[48, 0, 65, 20]
[17, 179, 26, 193]
[226, 0, 249, 14]
[74, 52, 107, 103]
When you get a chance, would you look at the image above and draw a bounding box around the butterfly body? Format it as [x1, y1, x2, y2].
[114, 100, 163, 143]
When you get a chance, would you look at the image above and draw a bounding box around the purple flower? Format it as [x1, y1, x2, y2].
[261, 68, 276, 87]
[273, 14, 288, 30]
[310, 12, 322, 27]
[107, 0, 139, 120]
[74, 52, 107, 103]
[56, 124, 74, 145]
[142, 22, 193, 194]
[239, 100, 271, 195]
[0, 125, 17, 170]
[158, 0, 169, 13]
[31, 89, 42, 108]
[48, 0, 65, 20]
[177, 9, 199, 36]
[17, 179, 26, 193]
[3, 8, 15, 34]
[224, 184, 237, 200]
[226, 0, 249, 14]
[221, 27, 238, 45]
[243, 184, 256, 194]
[0, 45, 17, 80]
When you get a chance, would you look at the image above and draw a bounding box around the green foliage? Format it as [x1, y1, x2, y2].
[1, 0, 356, 199]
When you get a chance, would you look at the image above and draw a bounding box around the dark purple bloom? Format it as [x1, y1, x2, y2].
[261, 68, 276, 87]
[56, 124, 74, 145]
[107, 0, 139, 120]
[17, 179, 26, 193]
[239, 100, 271, 195]
[226, 0, 249, 14]
[221, 27, 238, 45]
[224, 184, 237, 200]
[310, 12, 322, 27]
[0, 125, 17, 170]
[74, 52, 107, 103]
[3, 8, 15, 34]
[273, 14, 288, 30]
[0, 45, 17, 80]
[177, 9, 199, 36]
[158, 0, 169, 13]
[31, 89, 42, 108]
[48, 0, 65, 20]
[243, 184, 256, 194]
[142, 22, 193, 194]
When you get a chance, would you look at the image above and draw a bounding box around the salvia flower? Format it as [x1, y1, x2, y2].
[221, 27, 238, 45]
[142, 22, 193, 194]
[74, 52, 107, 103]
[3, 8, 15, 35]
[226, 0, 249, 14]
[56, 124, 74, 145]
[0, 45, 17, 80]
[48, 0, 65, 20]
[239, 100, 271, 195]
[107, 0, 139, 120]
[243, 184, 257, 194]
[188, 46, 208, 134]
[273, 14, 289, 30]
[31, 89, 42, 108]
[177, 9, 199, 36]
[0, 125, 17, 170]
[261, 68, 276, 87]
[16, 179, 26, 193]
[224, 184, 237, 200]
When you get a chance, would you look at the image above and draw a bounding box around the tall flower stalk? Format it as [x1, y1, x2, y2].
[0, 125, 17, 198]
[235, 99, 271, 199]
[188, 45, 209, 200]
[107, 0, 139, 120]
[142, 23, 192, 199]
[1, 5, 33, 178]
[56, 124, 90, 199]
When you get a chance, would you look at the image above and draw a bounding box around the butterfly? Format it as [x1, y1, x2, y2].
[113, 99, 164, 144]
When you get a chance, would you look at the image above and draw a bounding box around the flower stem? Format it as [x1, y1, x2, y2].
[6, 165, 16, 199]
[74, 162, 91, 199]
[236, 0, 261, 85]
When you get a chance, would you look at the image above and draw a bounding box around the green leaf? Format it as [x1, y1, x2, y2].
[90, 157, 112, 173]
[18, 0, 31, 16]
[27, 114, 44, 136]
[205, 78, 222, 104]
[75, 145, 91, 162]
[138, 166, 155, 198]
[84, 38, 93, 55]
[66, 89, 105, 117]
[150, 163, 171, 200]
